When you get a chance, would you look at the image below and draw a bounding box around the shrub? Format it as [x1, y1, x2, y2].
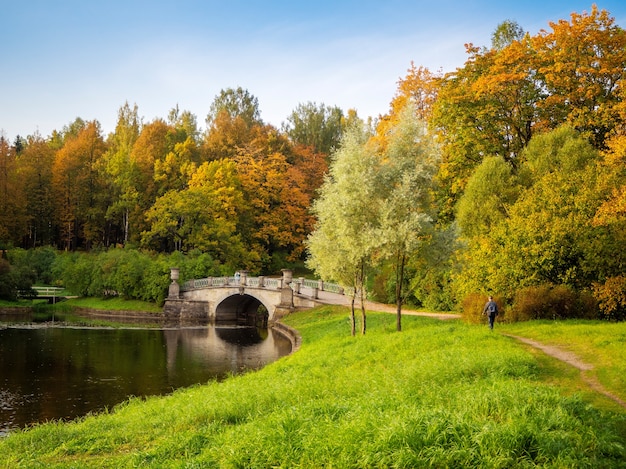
[509, 284, 599, 322]
[0, 254, 37, 300]
[461, 292, 505, 324]
[182, 250, 223, 280]
[140, 254, 171, 305]
[593, 276, 626, 321]
[0, 258, 18, 300]
[26, 246, 57, 284]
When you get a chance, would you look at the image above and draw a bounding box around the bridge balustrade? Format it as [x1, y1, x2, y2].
[179, 274, 348, 299]
[181, 276, 284, 291]
[263, 278, 281, 289]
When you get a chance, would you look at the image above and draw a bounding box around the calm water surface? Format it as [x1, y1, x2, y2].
[0, 316, 292, 436]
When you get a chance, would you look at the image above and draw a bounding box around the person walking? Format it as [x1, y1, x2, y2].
[483, 296, 499, 330]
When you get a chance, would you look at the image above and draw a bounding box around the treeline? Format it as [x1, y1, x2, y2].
[3, 6, 626, 321]
[1, 247, 231, 304]
[0, 90, 348, 274]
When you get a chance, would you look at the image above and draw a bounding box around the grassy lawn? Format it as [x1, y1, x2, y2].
[64, 296, 163, 313]
[2, 296, 161, 314]
[1, 306, 625, 468]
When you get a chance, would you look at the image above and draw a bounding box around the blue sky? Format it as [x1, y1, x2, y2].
[1, 1, 625, 141]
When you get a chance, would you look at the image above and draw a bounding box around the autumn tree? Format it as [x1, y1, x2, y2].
[374, 64, 441, 153]
[154, 137, 198, 195]
[233, 126, 318, 271]
[202, 111, 256, 161]
[532, 5, 626, 149]
[17, 134, 56, 247]
[593, 84, 626, 228]
[142, 159, 247, 266]
[290, 144, 329, 201]
[126, 119, 177, 242]
[387, 63, 441, 124]
[0, 135, 27, 246]
[158, 106, 202, 194]
[590, 88, 626, 318]
[432, 8, 625, 220]
[431, 33, 542, 219]
[52, 120, 107, 250]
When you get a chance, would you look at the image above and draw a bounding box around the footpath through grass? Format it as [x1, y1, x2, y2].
[499, 320, 626, 411]
[1, 306, 625, 468]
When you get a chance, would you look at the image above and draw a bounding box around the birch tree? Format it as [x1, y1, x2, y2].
[103, 102, 141, 245]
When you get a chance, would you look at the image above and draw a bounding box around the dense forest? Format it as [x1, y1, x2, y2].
[2, 6, 626, 320]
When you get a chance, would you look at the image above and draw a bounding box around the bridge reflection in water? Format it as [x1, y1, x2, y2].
[163, 326, 291, 378]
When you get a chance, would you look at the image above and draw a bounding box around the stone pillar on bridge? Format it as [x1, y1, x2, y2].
[282, 269, 293, 285]
[168, 267, 180, 299]
[274, 269, 294, 319]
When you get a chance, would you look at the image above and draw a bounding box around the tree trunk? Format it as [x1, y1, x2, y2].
[396, 252, 406, 332]
[123, 208, 129, 244]
[350, 293, 356, 336]
[360, 260, 366, 335]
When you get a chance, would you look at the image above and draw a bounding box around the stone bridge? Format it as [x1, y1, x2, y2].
[163, 268, 351, 325]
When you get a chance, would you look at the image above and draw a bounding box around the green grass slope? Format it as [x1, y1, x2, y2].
[1, 306, 625, 468]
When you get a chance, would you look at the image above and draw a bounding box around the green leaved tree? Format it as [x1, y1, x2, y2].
[376, 104, 440, 330]
[306, 121, 381, 335]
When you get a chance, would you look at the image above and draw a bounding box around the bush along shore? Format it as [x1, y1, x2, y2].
[1, 306, 625, 468]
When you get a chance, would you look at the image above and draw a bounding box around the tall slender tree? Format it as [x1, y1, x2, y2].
[307, 121, 380, 335]
[376, 104, 440, 331]
[0, 135, 27, 246]
[103, 102, 142, 245]
[52, 121, 107, 250]
[17, 134, 56, 247]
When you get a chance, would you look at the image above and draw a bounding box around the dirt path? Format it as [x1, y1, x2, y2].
[505, 334, 626, 409]
[362, 301, 459, 320]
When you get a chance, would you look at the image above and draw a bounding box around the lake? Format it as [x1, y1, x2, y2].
[0, 313, 293, 436]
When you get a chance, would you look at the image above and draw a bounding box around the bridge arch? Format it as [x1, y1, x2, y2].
[214, 292, 270, 326]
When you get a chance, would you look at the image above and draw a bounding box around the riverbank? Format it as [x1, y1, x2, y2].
[0, 298, 302, 347]
[0, 299, 166, 328]
[0, 297, 162, 314]
[1, 306, 624, 467]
